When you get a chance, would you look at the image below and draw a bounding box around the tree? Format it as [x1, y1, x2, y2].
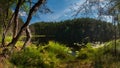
[30, 18, 115, 49]
[108, 0, 120, 56]
[0, 0, 16, 47]
[10, 0, 46, 50]
[70, 0, 120, 56]
[0, 0, 46, 52]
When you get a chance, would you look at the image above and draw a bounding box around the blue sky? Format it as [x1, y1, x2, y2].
[20, 0, 86, 23]
[20, 0, 112, 24]
[30, 0, 83, 23]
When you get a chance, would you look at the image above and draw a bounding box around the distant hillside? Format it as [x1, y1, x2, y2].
[30, 18, 116, 46]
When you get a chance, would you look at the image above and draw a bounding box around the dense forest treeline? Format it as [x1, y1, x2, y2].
[30, 18, 117, 47]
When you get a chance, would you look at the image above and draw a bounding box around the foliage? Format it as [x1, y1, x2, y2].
[10, 41, 74, 68]
[76, 43, 96, 60]
[2, 39, 120, 68]
[30, 18, 116, 48]
[45, 41, 74, 61]
[10, 46, 58, 68]
[69, 40, 120, 67]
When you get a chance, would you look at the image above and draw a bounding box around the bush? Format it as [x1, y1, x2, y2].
[76, 43, 97, 60]
[10, 41, 74, 68]
[10, 46, 59, 68]
[45, 41, 74, 61]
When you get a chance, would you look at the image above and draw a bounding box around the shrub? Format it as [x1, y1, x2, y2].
[45, 41, 73, 61]
[10, 46, 59, 68]
[76, 43, 97, 60]
[10, 41, 74, 68]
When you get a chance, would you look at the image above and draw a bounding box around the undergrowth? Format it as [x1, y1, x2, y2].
[10, 41, 74, 68]
[1, 40, 120, 68]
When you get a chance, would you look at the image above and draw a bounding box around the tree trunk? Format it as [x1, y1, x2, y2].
[1, 0, 24, 47]
[1, 16, 6, 47]
[21, 26, 31, 50]
[7, 0, 45, 51]
[13, 0, 24, 38]
[1, 13, 15, 47]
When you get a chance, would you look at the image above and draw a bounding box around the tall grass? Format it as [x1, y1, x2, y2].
[75, 40, 120, 68]
[10, 41, 74, 68]
[5, 40, 120, 68]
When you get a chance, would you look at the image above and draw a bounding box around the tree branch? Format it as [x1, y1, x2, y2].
[7, 0, 45, 48]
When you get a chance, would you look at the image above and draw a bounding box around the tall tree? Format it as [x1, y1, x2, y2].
[0, 0, 16, 47]
[0, 0, 46, 52]
[7, 0, 45, 50]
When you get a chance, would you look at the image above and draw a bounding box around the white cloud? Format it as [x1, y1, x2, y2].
[36, 0, 108, 22]
[89, 0, 104, 2]
[19, 11, 27, 17]
[35, 0, 86, 22]
[100, 0, 104, 2]
[53, 0, 107, 21]
[52, 0, 85, 20]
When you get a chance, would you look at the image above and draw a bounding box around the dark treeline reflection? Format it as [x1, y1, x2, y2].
[30, 18, 117, 48]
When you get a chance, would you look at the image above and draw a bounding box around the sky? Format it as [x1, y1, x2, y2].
[20, 0, 86, 23]
[20, 0, 112, 24]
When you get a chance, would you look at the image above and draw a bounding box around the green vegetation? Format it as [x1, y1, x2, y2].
[2, 40, 118, 68]
[30, 18, 116, 48]
[9, 41, 74, 68]
[0, 17, 119, 68]
[0, 0, 120, 68]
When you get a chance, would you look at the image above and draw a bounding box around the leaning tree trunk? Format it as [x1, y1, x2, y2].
[13, 0, 24, 38]
[7, 0, 45, 52]
[21, 26, 31, 50]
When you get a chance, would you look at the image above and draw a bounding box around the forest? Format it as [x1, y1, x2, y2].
[30, 18, 116, 49]
[0, 0, 120, 68]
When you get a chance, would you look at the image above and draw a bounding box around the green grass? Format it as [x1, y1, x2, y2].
[73, 40, 120, 68]
[1, 37, 120, 68]
[0, 36, 25, 46]
[9, 41, 74, 68]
